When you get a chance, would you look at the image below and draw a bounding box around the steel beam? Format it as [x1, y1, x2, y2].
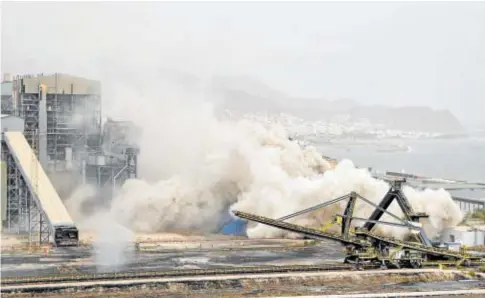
[1, 140, 51, 244]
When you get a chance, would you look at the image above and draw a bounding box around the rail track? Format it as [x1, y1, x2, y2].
[1, 263, 374, 286]
[2, 261, 484, 287]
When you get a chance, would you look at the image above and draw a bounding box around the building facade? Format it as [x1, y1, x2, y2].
[441, 225, 485, 246]
[1, 73, 138, 202]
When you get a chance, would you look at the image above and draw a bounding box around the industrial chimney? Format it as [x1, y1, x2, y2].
[2, 73, 11, 82]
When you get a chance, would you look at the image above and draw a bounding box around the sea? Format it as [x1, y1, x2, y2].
[311, 136, 485, 198]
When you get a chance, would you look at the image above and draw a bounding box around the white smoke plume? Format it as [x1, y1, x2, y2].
[65, 184, 134, 271]
[235, 159, 463, 239]
[1, 2, 471, 269]
[64, 184, 98, 223]
[90, 212, 134, 272]
[56, 69, 464, 242]
[41, 65, 463, 242]
[100, 107, 463, 240]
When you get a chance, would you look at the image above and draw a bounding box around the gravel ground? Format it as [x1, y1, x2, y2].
[2, 269, 484, 297]
[3, 238, 484, 297]
[1, 240, 343, 278]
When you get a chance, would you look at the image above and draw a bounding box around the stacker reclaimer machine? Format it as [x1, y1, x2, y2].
[234, 178, 483, 269]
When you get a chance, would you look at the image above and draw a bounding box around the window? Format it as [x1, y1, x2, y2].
[450, 235, 455, 242]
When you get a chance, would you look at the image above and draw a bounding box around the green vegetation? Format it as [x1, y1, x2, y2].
[461, 210, 485, 225]
[303, 240, 319, 246]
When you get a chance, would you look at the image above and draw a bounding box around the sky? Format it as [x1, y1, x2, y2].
[1, 1, 485, 128]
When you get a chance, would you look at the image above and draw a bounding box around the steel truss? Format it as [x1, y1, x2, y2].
[1, 141, 51, 245]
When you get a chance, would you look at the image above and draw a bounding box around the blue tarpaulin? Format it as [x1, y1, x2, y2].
[220, 218, 247, 236]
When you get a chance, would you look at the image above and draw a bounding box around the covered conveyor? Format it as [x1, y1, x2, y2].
[1, 131, 78, 246]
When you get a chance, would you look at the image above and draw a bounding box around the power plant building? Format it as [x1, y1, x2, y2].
[1, 73, 139, 242]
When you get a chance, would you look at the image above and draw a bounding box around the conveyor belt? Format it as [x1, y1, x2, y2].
[233, 211, 369, 247]
[3, 132, 74, 226]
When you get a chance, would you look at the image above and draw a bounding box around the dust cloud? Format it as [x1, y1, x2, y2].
[65, 78, 463, 241]
[1, 2, 471, 273]
[23, 3, 461, 243]
[64, 184, 134, 271]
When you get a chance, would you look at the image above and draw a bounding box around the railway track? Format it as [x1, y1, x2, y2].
[1, 263, 374, 286]
[3, 261, 484, 287]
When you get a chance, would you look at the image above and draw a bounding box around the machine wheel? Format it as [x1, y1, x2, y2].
[378, 261, 387, 270]
[410, 260, 422, 269]
[463, 259, 472, 267]
[390, 261, 401, 269]
[354, 259, 364, 271]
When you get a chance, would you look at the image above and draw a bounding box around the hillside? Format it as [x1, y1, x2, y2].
[157, 69, 465, 134]
[213, 76, 464, 133]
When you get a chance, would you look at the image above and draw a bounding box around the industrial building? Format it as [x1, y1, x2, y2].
[1, 73, 139, 245]
[442, 224, 485, 246]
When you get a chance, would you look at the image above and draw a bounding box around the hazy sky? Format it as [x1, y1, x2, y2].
[2, 1, 484, 127]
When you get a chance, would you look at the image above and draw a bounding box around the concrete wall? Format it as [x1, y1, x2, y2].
[442, 227, 485, 246]
[17, 73, 101, 95]
[1, 115, 25, 138]
[1, 82, 12, 96]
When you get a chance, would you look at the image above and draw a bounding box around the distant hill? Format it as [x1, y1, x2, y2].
[212, 76, 464, 133]
[347, 106, 464, 133]
[156, 70, 465, 134]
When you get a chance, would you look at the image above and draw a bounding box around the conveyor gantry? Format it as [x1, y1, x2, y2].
[233, 210, 369, 247]
[234, 209, 467, 261]
[362, 178, 432, 247]
[233, 179, 478, 268]
[1, 132, 78, 246]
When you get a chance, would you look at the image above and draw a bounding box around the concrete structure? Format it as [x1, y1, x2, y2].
[1, 73, 138, 197]
[441, 225, 485, 246]
[1, 81, 14, 115]
[453, 197, 485, 213]
[86, 118, 139, 201]
[3, 73, 102, 173]
[1, 114, 25, 135]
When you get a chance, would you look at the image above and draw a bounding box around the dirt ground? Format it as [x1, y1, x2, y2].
[78, 231, 210, 245]
[1, 231, 246, 248]
[2, 270, 483, 297]
[1, 234, 24, 247]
